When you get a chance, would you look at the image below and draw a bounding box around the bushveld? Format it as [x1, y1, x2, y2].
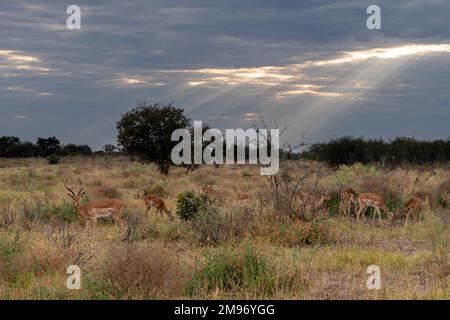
[0, 156, 448, 299]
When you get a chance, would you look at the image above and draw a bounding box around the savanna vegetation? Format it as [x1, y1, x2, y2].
[0, 156, 448, 299]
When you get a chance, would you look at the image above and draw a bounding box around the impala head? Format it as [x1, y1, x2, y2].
[65, 178, 86, 205]
[342, 188, 358, 201]
[385, 205, 394, 222]
[388, 211, 394, 222]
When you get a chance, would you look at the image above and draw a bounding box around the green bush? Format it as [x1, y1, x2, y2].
[49, 201, 78, 223]
[186, 245, 274, 296]
[47, 155, 61, 165]
[176, 191, 204, 221]
[18, 200, 78, 226]
[325, 191, 341, 217]
[436, 194, 448, 208]
[0, 232, 26, 260]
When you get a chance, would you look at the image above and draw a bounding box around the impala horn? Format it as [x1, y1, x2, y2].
[64, 178, 76, 195]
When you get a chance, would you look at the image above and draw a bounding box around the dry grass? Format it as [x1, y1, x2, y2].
[102, 244, 182, 298]
[0, 156, 448, 299]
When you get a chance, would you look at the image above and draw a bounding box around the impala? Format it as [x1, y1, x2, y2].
[340, 187, 358, 216]
[199, 184, 227, 201]
[297, 191, 331, 216]
[200, 184, 218, 197]
[236, 192, 253, 201]
[356, 192, 393, 224]
[143, 191, 174, 220]
[65, 178, 125, 231]
[403, 197, 423, 223]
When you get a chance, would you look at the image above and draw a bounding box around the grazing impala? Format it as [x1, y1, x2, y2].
[403, 197, 423, 223]
[356, 193, 393, 224]
[143, 191, 174, 220]
[340, 187, 358, 216]
[65, 178, 125, 231]
[297, 191, 331, 216]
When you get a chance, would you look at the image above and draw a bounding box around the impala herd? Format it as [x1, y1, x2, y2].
[337, 188, 423, 224]
[64, 178, 424, 235]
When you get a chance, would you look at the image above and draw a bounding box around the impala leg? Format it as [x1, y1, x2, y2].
[84, 219, 91, 231]
[356, 204, 365, 223]
[340, 202, 346, 216]
[379, 209, 385, 225]
[113, 215, 125, 231]
[91, 218, 97, 232]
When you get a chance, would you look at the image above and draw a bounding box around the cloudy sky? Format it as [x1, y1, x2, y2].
[1, 1, 450, 149]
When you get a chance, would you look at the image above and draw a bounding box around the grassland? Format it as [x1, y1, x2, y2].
[0, 156, 448, 299]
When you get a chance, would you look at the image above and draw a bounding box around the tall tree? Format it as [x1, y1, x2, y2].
[117, 103, 190, 175]
[36, 137, 62, 157]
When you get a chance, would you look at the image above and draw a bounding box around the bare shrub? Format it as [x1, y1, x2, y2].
[190, 198, 256, 246]
[266, 164, 325, 220]
[123, 211, 155, 243]
[46, 223, 77, 251]
[18, 198, 47, 230]
[103, 244, 181, 298]
[45, 223, 93, 266]
[222, 204, 255, 242]
[190, 198, 225, 246]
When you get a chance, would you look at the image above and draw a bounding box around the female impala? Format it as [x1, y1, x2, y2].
[340, 187, 358, 216]
[403, 197, 423, 223]
[143, 191, 174, 220]
[65, 178, 125, 231]
[297, 191, 331, 216]
[356, 192, 393, 224]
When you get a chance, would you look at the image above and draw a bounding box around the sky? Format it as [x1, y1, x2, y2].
[1, 0, 450, 150]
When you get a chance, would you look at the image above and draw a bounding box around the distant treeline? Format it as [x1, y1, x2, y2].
[302, 136, 450, 166]
[3, 134, 450, 167]
[0, 136, 96, 158]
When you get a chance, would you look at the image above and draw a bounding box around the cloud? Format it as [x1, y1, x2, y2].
[1, 1, 450, 148]
[314, 44, 450, 65]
